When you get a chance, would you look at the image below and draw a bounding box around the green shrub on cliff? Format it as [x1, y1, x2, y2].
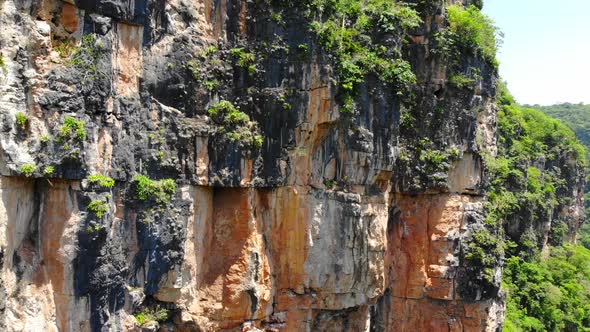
[445, 4, 499, 63]
[307, 0, 420, 111]
[208, 101, 249, 125]
[67, 34, 105, 82]
[54, 38, 76, 58]
[133, 175, 177, 205]
[57, 116, 86, 142]
[464, 228, 506, 283]
[88, 199, 108, 218]
[88, 174, 115, 188]
[20, 163, 36, 177]
[134, 307, 169, 327]
[230, 48, 256, 68]
[207, 101, 264, 148]
[448, 74, 476, 89]
[43, 166, 55, 176]
[15, 112, 28, 130]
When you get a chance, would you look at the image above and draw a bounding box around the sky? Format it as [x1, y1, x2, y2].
[482, 0, 590, 105]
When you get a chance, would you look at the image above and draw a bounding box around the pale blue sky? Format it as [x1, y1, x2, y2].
[482, 0, 590, 105]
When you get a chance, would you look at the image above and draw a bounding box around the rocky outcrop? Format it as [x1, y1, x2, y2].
[0, 0, 556, 331]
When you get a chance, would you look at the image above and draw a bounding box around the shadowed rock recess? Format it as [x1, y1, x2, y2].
[0, 0, 583, 331]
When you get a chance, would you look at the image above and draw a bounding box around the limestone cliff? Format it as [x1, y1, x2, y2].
[0, 0, 577, 331]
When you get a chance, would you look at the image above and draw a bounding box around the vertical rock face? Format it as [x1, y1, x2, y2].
[0, 0, 579, 331]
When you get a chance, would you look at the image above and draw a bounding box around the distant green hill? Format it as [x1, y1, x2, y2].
[527, 103, 590, 147]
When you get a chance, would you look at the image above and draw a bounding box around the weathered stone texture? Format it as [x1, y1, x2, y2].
[0, 0, 540, 331]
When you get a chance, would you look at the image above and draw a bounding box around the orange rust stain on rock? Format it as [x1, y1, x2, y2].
[204, 0, 212, 26]
[384, 193, 498, 331]
[390, 194, 431, 299]
[307, 86, 333, 127]
[1, 177, 35, 264]
[61, 3, 79, 33]
[389, 194, 473, 301]
[266, 187, 308, 295]
[199, 189, 272, 324]
[388, 297, 467, 332]
[96, 128, 113, 174]
[240, 158, 253, 186]
[238, 0, 248, 36]
[209, 0, 227, 40]
[40, 180, 77, 331]
[409, 35, 426, 44]
[115, 23, 144, 96]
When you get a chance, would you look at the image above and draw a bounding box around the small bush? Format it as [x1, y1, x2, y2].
[207, 101, 264, 148]
[0, 54, 5, 67]
[297, 44, 309, 57]
[230, 48, 256, 69]
[54, 39, 76, 58]
[86, 223, 102, 233]
[134, 175, 176, 204]
[445, 4, 499, 62]
[449, 74, 475, 89]
[463, 228, 505, 283]
[186, 60, 200, 79]
[88, 174, 115, 188]
[204, 79, 219, 91]
[135, 307, 169, 327]
[88, 199, 108, 218]
[254, 135, 264, 148]
[271, 12, 283, 24]
[43, 166, 55, 176]
[20, 164, 36, 177]
[420, 149, 447, 165]
[156, 150, 164, 161]
[57, 116, 86, 142]
[208, 101, 249, 125]
[200, 45, 217, 58]
[15, 112, 28, 129]
[67, 34, 105, 80]
[380, 59, 417, 90]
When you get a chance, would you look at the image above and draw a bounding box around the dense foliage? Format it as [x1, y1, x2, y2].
[269, 0, 430, 111]
[88, 174, 115, 188]
[531, 103, 590, 247]
[304, 0, 421, 111]
[503, 245, 590, 332]
[487, 86, 589, 331]
[133, 175, 177, 205]
[486, 85, 585, 251]
[444, 4, 499, 62]
[435, 3, 501, 71]
[530, 103, 590, 148]
[207, 100, 264, 148]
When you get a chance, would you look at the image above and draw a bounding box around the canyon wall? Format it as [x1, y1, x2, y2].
[0, 0, 582, 331]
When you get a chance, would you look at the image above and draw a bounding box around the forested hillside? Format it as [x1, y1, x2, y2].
[494, 89, 590, 331]
[530, 103, 590, 148]
[529, 103, 590, 250]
